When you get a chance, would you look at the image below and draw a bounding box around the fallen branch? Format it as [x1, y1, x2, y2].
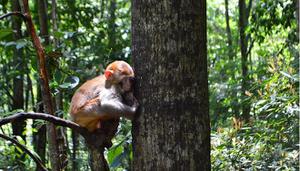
[0, 133, 48, 171]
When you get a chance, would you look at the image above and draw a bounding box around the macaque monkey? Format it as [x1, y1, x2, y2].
[70, 61, 138, 132]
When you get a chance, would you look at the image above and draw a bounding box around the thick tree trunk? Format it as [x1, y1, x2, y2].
[239, 0, 250, 122]
[132, 0, 210, 170]
[11, 0, 26, 167]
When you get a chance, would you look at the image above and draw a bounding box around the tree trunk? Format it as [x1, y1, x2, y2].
[297, 0, 299, 50]
[87, 146, 109, 171]
[132, 0, 210, 170]
[71, 131, 79, 171]
[225, 0, 234, 60]
[11, 0, 26, 167]
[34, 1, 49, 170]
[239, 0, 250, 122]
[225, 0, 239, 117]
[50, 0, 69, 167]
[51, 0, 58, 46]
[108, 0, 117, 59]
[33, 87, 47, 171]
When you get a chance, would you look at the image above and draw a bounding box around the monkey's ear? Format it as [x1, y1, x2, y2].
[105, 70, 113, 80]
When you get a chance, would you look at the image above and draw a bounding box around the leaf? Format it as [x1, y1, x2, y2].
[16, 39, 27, 49]
[0, 29, 13, 40]
[280, 71, 299, 81]
[107, 145, 123, 164]
[110, 150, 128, 168]
[53, 31, 64, 38]
[59, 76, 80, 89]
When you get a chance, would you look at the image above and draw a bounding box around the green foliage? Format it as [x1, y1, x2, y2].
[209, 0, 299, 170]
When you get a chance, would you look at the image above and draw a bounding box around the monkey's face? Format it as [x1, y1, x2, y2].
[104, 61, 134, 84]
[119, 76, 135, 92]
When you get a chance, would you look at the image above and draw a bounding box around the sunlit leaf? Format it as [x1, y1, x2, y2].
[59, 76, 80, 89]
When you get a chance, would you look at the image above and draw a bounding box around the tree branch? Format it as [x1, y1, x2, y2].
[246, 38, 255, 57]
[0, 112, 116, 149]
[0, 112, 86, 134]
[0, 11, 26, 21]
[0, 133, 48, 171]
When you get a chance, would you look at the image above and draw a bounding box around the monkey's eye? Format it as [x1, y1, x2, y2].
[129, 77, 135, 82]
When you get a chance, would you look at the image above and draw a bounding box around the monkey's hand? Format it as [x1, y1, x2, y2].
[132, 96, 139, 111]
[122, 92, 139, 116]
[99, 99, 137, 120]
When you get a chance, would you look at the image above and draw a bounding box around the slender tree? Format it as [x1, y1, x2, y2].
[11, 0, 26, 167]
[108, 0, 117, 59]
[33, 1, 48, 170]
[132, 0, 210, 170]
[239, 0, 252, 122]
[225, 0, 234, 60]
[50, 0, 69, 168]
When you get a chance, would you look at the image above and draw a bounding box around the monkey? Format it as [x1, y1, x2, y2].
[69, 61, 138, 132]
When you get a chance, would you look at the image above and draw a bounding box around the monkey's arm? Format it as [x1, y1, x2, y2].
[99, 98, 138, 120]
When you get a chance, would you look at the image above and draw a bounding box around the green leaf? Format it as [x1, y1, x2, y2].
[107, 145, 123, 164]
[16, 39, 27, 49]
[0, 29, 13, 40]
[59, 76, 80, 89]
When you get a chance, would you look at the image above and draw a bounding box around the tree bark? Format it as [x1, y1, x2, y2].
[11, 0, 26, 167]
[33, 88, 47, 171]
[239, 0, 250, 122]
[33, 1, 49, 170]
[87, 146, 109, 171]
[71, 131, 79, 171]
[49, 0, 69, 167]
[108, 0, 117, 59]
[132, 0, 210, 170]
[51, 0, 58, 46]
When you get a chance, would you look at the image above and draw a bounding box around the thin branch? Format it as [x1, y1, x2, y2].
[2, 86, 15, 104]
[0, 112, 86, 134]
[246, 38, 255, 57]
[0, 11, 26, 21]
[0, 133, 48, 171]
